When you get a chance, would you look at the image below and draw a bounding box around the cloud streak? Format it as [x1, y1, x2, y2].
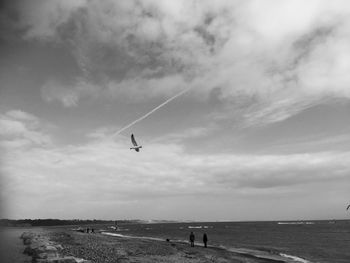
[112, 87, 191, 137]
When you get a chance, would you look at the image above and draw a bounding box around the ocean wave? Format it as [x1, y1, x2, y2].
[114, 228, 129, 231]
[222, 246, 312, 263]
[280, 253, 310, 263]
[103, 232, 164, 241]
[277, 222, 315, 225]
[188, 225, 212, 229]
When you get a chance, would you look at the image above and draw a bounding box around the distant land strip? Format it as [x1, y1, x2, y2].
[0, 219, 141, 227]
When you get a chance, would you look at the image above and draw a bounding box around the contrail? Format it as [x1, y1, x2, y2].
[112, 87, 191, 138]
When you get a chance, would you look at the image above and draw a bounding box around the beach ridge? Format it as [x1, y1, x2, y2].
[16, 227, 300, 263]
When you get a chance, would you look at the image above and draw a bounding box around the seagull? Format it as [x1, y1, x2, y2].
[130, 134, 142, 152]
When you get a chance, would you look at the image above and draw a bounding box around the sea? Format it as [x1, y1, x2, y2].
[0, 227, 32, 263]
[104, 220, 350, 263]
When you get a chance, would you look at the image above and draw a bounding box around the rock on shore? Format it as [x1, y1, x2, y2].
[21, 232, 90, 263]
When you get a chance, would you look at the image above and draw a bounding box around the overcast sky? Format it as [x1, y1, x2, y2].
[1, 0, 350, 221]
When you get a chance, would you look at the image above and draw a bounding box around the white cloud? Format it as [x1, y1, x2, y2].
[5, 110, 39, 122]
[19, 0, 86, 40]
[86, 126, 120, 140]
[0, 110, 52, 147]
[9, 0, 350, 126]
[151, 125, 217, 144]
[41, 78, 98, 107]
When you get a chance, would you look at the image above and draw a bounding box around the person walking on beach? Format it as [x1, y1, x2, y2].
[203, 233, 208, 248]
[189, 231, 195, 247]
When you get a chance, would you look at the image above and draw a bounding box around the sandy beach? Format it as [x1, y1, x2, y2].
[13, 226, 286, 263]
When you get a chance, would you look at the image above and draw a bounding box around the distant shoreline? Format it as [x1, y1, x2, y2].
[1, 218, 349, 227]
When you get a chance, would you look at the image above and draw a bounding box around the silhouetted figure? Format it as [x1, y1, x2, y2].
[86, 227, 89, 233]
[91, 228, 94, 233]
[189, 231, 195, 247]
[203, 233, 208, 248]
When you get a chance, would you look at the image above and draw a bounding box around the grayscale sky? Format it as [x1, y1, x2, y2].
[1, 0, 350, 221]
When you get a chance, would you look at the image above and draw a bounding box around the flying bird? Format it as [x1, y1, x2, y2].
[130, 134, 142, 152]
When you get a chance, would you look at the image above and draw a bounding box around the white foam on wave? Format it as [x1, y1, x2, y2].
[188, 225, 212, 229]
[280, 253, 310, 263]
[206, 245, 313, 263]
[103, 232, 164, 242]
[278, 222, 315, 225]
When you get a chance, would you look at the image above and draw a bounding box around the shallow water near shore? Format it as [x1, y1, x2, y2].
[0, 227, 33, 263]
[105, 220, 350, 263]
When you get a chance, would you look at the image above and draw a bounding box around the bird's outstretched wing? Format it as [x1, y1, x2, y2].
[347, 205, 350, 210]
[131, 134, 138, 146]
